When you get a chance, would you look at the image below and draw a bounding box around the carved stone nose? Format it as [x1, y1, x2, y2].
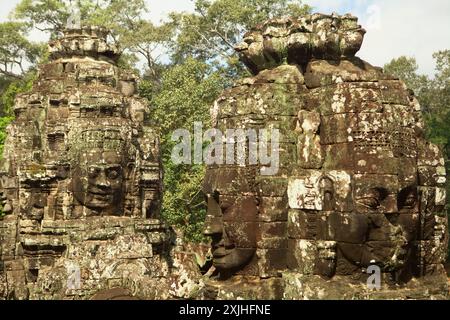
[203, 215, 223, 236]
[96, 171, 111, 187]
[384, 203, 398, 215]
[206, 194, 221, 217]
[203, 194, 223, 236]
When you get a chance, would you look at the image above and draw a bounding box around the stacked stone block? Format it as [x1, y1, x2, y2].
[203, 13, 449, 299]
[0, 26, 201, 300]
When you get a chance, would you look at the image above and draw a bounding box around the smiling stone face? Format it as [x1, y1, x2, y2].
[202, 13, 448, 299]
[72, 149, 124, 214]
[203, 167, 259, 276]
[284, 77, 448, 281]
[0, 26, 172, 301]
[68, 128, 130, 216]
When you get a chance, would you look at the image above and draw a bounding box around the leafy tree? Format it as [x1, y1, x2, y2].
[169, 0, 311, 78]
[87, 0, 175, 83]
[13, 0, 174, 80]
[142, 58, 226, 241]
[427, 51, 450, 120]
[13, 0, 70, 35]
[384, 56, 429, 101]
[0, 72, 37, 153]
[384, 52, 450, 143]
[0, 21, 42, 80]
[1, 72, 36, 117]
[0, 76, 13, 115]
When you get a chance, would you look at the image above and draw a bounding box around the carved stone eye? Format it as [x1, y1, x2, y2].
[219, 195, 233, 214]
[319, 176, 334, 211]
[211, 190, 220, 205]
[358, 188, 387, 209]
[207, 192, 222, 217]
[107, 169, 120, 180]
[404, 194, 416, 207]
[360, 196, 380, 209]
[88, 167, 100, 178]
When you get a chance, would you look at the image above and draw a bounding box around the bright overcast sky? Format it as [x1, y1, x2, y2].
[1, 0, 449, 77]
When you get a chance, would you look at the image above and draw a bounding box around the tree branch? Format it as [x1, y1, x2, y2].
[0, 68, 23, 80]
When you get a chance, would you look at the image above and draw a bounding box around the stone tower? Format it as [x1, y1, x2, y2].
[0, 26, 196, 300]
[202, 13, 449, 299]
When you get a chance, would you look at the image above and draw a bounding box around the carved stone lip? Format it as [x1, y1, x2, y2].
[89, 189, 113, 196]
[212, 247, 229, 258]
[91, 195, 112, 201]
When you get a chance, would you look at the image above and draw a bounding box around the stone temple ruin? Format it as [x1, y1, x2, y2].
[0, 13, 449, 300]
[202, 13, 449, 299]
[0, 26, 202, 300]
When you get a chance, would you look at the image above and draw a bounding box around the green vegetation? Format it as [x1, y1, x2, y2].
[0, 0, 448, 245]
[0, 0, 311, 240]
[141, 58, 226, 241]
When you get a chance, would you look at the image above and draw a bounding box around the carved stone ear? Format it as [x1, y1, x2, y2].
[125, 162, 135, 179]
[319, 176, 334, 211]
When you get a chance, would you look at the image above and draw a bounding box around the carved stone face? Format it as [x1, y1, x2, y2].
[336, 173, 417, 272]
[330, 152, 419, 272]
[336, 134, 419, 273]
[19, 188, 47, 220]
[72, 149, 124, 214]
[289, 105, 423, 276]
[203, 168, 258, 274]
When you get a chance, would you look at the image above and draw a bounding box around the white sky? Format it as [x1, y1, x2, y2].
[308, 0, 450, 77]
[1, 0, 449, 76]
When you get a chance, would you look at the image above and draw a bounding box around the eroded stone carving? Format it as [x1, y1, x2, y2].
[203, 13, 448, 299]
[0, 26, 201, 300]
[0, 14, 447, 301]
